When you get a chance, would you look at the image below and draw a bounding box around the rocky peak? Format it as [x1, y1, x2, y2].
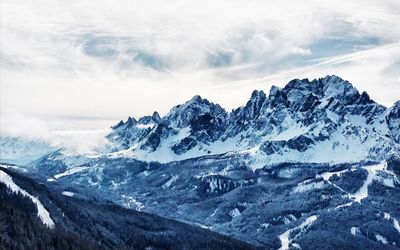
[281, 78, 318, 105]
[391, 100, 400, 110]
[319, 75, 360, 102]
[354, 91, 374, 105]
[284, 78, 311, 91]
[190, 94, 204, 103]
[112, 120, 125, 129]
[267, 85, 289, 108]
[250, 90, 266, 100]
[152, 111, 162, 123]
[243, 90, 267, 119]
[387, 101, 400, 143]
[138, 111, 162, 125]
[164, 95, 226, 128]
[268, 85, 281, 96]
[125, 116, 137, 127]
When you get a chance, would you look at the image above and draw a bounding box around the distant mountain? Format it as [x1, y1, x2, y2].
[0, 165, 255, 250]
[4, 75, 400, 249]
[0, 136, 55, 165]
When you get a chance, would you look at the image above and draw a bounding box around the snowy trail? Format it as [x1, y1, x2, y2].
[311, 163, 387, 204]
[0, 170, 55, 228]
[350, 163, 386, 203]
[54, 166, 89, 179]
[278, 215, 318, 250]
[292, 167, 350, 194]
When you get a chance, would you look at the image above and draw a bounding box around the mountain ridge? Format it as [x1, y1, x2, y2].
[103, 75, 399, 168]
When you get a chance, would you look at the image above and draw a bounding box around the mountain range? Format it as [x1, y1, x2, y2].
[1, 75, 400, 249]
[104, 75, 399, 167]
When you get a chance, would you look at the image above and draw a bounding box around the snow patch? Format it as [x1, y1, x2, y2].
[195, 223, 212, 230]
[278, 215, 318, 250]
[394, 218, 400, 234]
[335, 202, 353, 210]
[273, 122, 309, 141]
[209, 208, 218, 218]
[383, 212, 400, 234]
[0, 164, 27, 172]
[241, 146, 259, 156]
[293, 180, 325, 193]
[261, 223, 270, 230]
[121, 194, 144, 211]
[317, 168, 348, 182]
[376, 175, 397, 188]
[351, 227, 360, 236]
[54, 166, 89, 179]
[375, 234, 388, 244]
[62, 191, 74, 197]
[326, 110, 340, 123]
[136, 123, 155, 129]
[162, 175, 178, 188]
[230, 208, 241, 218]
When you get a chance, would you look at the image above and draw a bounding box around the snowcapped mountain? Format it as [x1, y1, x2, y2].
[103, 75, 399, 168]
[0, 136, 55, 165]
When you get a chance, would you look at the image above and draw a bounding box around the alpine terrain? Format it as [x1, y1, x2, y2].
[1, 75, 400, 249]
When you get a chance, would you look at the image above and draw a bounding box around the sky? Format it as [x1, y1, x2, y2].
[1, 0, 400, 144]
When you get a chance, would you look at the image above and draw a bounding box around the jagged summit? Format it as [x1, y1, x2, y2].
[387, 101, 400, 143]
[280, 75, 358, 103]
[137, 111, 161, 125]
[172, 95, 214, 110]
[164, 94, 226, 128]
[189, 94, 205, 103]
[114, 75, 367, 130]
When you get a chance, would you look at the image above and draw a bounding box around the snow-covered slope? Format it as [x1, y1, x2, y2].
[0, 169, 55, 228]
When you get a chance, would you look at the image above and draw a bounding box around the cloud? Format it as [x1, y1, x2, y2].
[3, 0, 399, 72]
[1, 0, 400, 142]
[290, 47, 312, 56]
[0, 112, 113, 154]
[0, 113, 52, 141]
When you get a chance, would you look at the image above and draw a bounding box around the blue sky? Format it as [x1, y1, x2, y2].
[1, 0, 400, 141]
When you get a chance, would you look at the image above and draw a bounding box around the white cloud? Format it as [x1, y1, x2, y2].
[1, 0, 400, 142]
[0, 112, 113, 154]
[290, 47, 312, 56]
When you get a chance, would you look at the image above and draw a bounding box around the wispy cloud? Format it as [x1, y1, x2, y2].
[1, 0, 400, 140]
